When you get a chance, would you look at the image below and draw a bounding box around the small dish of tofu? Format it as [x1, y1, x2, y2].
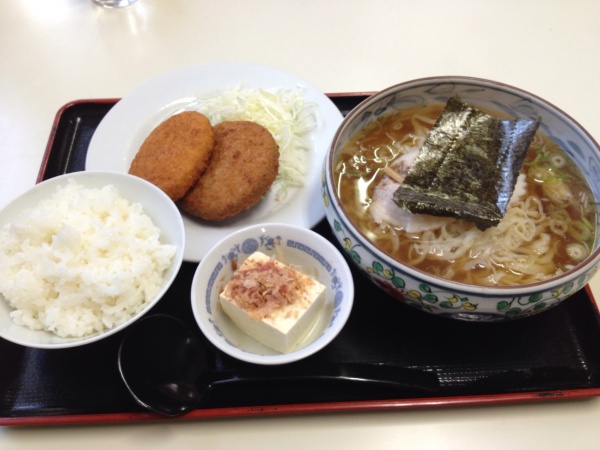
[191, 223, 354, 365]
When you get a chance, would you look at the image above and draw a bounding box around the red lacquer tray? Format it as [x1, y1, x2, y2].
[2, 95, 600, 426]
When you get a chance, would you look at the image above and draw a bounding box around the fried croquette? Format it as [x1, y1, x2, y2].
[179, 121, 279, 221]
[128, 111, 214, 202]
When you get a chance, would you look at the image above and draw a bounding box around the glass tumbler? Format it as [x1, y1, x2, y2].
[92, 0, 138, 8]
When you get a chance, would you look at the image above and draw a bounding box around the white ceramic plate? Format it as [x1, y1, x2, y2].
[86, 62, 344, 262]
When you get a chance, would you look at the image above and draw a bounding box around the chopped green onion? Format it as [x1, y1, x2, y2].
[566, 243, 588, 261]
[568, 220, 592, 241]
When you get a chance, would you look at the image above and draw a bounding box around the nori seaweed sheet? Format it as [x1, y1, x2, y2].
[393, 97, 541, 230]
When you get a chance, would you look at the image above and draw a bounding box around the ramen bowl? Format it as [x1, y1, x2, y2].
[323, 76, 600, 321]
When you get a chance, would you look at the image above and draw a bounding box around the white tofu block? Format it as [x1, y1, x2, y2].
[219, 251, 326, 353]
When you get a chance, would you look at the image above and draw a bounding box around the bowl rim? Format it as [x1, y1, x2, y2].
[191, 222, 354, 365]
[326, 75, 600, 295]
[0, 171, 185, 348]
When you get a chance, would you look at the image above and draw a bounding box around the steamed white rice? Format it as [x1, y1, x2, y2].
[0, 179, 176, 338]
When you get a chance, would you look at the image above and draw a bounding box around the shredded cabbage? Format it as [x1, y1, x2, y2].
[188, 86, 317, 202]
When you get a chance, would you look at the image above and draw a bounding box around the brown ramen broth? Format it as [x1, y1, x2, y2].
[334, 103, 597, 286]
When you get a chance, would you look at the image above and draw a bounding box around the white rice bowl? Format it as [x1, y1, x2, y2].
[0, 172, 184, 349]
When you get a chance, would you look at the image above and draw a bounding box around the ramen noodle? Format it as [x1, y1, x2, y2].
[334, 103, 597, 286]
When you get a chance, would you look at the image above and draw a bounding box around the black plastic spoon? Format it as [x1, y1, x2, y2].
[118, 314, 440, 417]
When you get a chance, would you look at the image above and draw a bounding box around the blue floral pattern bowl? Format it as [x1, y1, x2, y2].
[191, 223, 354, 364]
[322, 76, 600, 321]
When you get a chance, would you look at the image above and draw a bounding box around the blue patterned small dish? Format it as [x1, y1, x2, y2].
[191, 223, 354, 365]
[322, 76, 600, 321]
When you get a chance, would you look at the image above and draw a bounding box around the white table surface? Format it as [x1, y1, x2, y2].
[1, 0, 599, 448]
